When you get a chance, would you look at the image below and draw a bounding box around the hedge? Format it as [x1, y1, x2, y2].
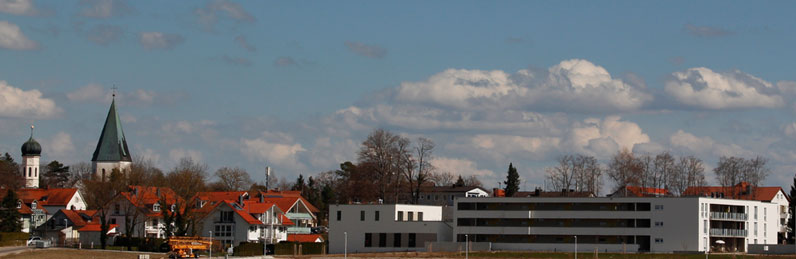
[0, 232, 28, 241]
[275, 242, 325, 255]
[112, 237, 166, 252]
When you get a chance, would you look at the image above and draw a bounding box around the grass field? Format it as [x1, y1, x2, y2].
[0, 248, 165, 259]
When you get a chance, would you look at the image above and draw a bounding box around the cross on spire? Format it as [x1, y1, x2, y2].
[111, 85, 118, 99]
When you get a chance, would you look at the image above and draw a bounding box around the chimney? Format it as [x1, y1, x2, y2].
[239, 194, 244, 205]
[259, 193, 264, 203]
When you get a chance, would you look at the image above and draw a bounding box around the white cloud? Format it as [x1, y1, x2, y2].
[431, 157, 494, 177]
[395, 59, 651, 112]
[79, 0, 133, 18]
[44, 132, 75, 160]
[169, 148, 203, 164]
[665, 67, 784, 109]
[567, 116, 650, 157]
[241, 132, 306, 170]
[139, 32, 184, 50]
[0, 20, 38, 50]
[67, 83, 105, 101]
[669, 130, 753, 158]
[195, 0, 255, 31]
[0, 0, 38, 15]
[0, 80, 59, 118]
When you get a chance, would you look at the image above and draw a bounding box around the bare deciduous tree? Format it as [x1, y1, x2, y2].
[607, 148, 643, 195]
[405, 137, 434, 204]
[358, 129, 411, 203]
[430, 171, 455, 187]
[213, 167, 252, 191]
[670, 155, 705, 196]
[166, 158, 207, 200]
[547, 155, 603, 195]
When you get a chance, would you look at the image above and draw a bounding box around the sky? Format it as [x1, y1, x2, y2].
[2, 0, 796, 193]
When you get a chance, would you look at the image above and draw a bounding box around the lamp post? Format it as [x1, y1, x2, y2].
[344, 232, 348, 259]
[209, 230, 212, 258]
[574, 235, 577, 259]
[465, 234, 469, 259]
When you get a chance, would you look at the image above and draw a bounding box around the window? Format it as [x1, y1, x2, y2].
[336, 210, 341, 221]
[408, 233, 416, 247]
[398, 211, 404, 221]
[214, 225, 233, 237]
[654, 238, 664, 243]
[360, 210, 365, 221]
[418, 212, 424, 221]
[654, 205, 664, 210]
[375, 211, 380, 221]
[110, 218, 116, 224]
[394, 233, 401, 247]
[703, 220, 707, 234]
[151, 219, 157, 226]
[114, 204, 120, 215]
[153, 203, 160, 212]
[16, 201, 21, 209]
[35, 168, 37, 177]
[754, 239, 757, 244]
[764, 223, 767, 236]
[755, 222, 758, 236]
[654, 221, 664, 227]
[221, 211, 234, 222]
[755, 206, 758, 219]
[764, 208, 767, 221]
[28, 167, 31, 177]
[378, 233, 386, 247]
[31, 201, 36, 209]
[408, 212, 414, 221]
[364, 233, 372, 247]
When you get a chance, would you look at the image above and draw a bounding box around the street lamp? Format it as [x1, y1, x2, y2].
[465, 234, 469, 259]
[344, 232, 348, 259]
[209, 230, 213, 258]
[574, 235, 577, 259]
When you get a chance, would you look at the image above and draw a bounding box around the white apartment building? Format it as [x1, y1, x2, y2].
[329, 204, 453, 254]
[454, 196, 781, 253]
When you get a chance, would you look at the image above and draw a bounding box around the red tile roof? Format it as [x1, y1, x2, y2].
[683, 182, 787, 202]
[15, 188, 78, 206]
[195, 191, 249, 202]
[281, 214, 294, 226]
[122, 186, 181, 207]
[78, 223, 118, 232]
[287, 234, 323, 243]
[624, 186, 671, 197]
[242, 200, 276, 214]
[60, 209, 99, 228]
[258, 191, 319, 213]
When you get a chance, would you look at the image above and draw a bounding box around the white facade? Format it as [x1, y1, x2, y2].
[454, 196, 781, 253]
[329, 204, 452, 254]
[92, 161, 132, 180]
[22, 155, 39, 188]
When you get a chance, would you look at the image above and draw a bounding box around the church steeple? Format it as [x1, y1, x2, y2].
[21, 125, 41, 188]
[91, 95, 132, 179]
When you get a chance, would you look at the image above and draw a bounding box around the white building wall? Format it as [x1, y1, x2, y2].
[93, 161, 132, 179]
[22, 156, 39, 188]
[329, 204, 452, 254]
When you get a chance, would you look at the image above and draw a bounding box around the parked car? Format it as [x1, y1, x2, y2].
[26, 237, 41, 246]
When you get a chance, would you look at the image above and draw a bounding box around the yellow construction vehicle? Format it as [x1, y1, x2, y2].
[166, 236, 213, 258]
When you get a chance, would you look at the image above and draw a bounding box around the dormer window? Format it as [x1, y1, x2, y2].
[16, 201, 21, 209]
[153, 203, 161, 212]
[31, 201, 37, 209]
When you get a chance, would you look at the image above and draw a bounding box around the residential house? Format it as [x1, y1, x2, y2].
[194, 191, 294, 248]
[107, 186, 182, 239]
[257, 191, 320, 235]
[0, 187, 86, 233]
[37, 209, 118, 246]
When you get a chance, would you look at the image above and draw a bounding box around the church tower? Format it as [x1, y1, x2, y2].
[91, 94, 132, 180]
[21, 125, 41, 188]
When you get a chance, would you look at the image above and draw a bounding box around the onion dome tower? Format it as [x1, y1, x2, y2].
[21, 125, 41, 188]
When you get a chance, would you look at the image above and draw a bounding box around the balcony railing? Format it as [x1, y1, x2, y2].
[710, 212, 748, 221]
[709, 228, 747, 237]
[286, 227, 311, 234]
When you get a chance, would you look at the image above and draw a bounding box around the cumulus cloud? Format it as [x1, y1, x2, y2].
[345, 41, 387, 59]
[169, 148, 203, 164]
[67, 84, 166, 106]
[0, 20, 38, 50]
[79, 0, 133, 18]
[220, 55, 252, 67]
[0, 80, 59, 118]
[566, 116, 651, 157]
[395, 59, 651, 113]
[139, 32, 184, 50]
[195, 0, 255, 31]
[274, 57, 296, 67]
[0, 0, 38, 15]
[432, 157, 495, 177]
[85, 24, 124, 46]
[669, 130, 752, 158]
[683, 23, 733, 38]
[241, 132, 306, 170]
[66, 83, 105, 101]
[665, 67, 784, 109]
[235, 35, 255, 52]
[44, 132, 75, 159]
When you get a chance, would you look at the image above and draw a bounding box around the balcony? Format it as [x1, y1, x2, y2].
[709, 228, 747, 237]
[286, 227, 311, 234]
[710, 212, 748, 221]
[145, 226, 159, 234]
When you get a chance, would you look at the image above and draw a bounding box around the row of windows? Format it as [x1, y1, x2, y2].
[397, 211, 423, 221]
[364, 233, 417, 248]
[339, 210, 426, 222]
[458, 202, 652, 211]
[456, 234, 650, 245]
[214, 225, 233, 237]
[457, 218, 651, 228]
[26, 167, 38, 178]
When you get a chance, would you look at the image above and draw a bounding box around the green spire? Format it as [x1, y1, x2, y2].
[91, 98, 132, 162]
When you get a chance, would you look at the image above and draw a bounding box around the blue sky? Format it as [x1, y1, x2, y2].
[2, 0, 796, 192]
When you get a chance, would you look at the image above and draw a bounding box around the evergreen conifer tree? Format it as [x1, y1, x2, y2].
[0, 189, 22, 232]
[504, 163, 520, 197]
